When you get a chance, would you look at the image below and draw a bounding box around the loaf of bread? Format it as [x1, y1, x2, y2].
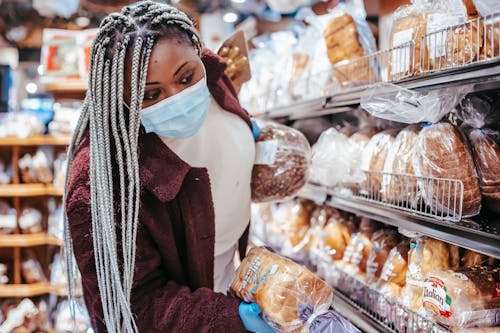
[377, 241, 410, 288]
[360, 129, 398, 196]
[462, 250, 496, 267]
[469, 128, 500, 213]
[281, 200, 315, 263]
[341, 218, 380, 275]
[382, 124, 420, 204]
[454, 327, 500, 333]
[483, 17, 500, 60]
[252, 122, 311, 203]
[445, 21, 483, 68]
[349, 127, 379, 151]
[365, 229, 401, 284]
[316, 216, 356, 261]
[423, 267, 500, 328]
[389, 3, 430, 78]
[400, 237, 460, 312]
[412, 123, 482, 217]
[231, 247, 333, 333]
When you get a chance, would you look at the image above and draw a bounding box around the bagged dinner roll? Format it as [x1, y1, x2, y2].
[231, 247, 333, 333]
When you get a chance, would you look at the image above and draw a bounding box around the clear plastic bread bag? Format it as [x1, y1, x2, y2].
[18, 207, 43, 234]
[412, 122, 482, 217]
[381, 124, 420, 206]
[360, 82, 469, 124]
[280, 200, 315, 265]
[55, 300, 91, 333]
[252, 122, 311, 203]
[231, 247, 333, 333]
[365, 229, 401, 284]
[310, 128, 364, 187]
[264, 201, 295, 252]
[423, 266, 500, 328]
[456, 92, 500, 129]
[308, 310, 361, 333]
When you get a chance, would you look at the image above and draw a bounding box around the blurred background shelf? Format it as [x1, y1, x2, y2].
[0, 282, 51, 298]
[0, 233, 63, 247]
[0, 184, 63, 197]
[0, 135, 72, 147]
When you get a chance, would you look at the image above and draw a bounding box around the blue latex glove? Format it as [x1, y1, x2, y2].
[250, 118, 261, 140]
[239, 302, 275, 333]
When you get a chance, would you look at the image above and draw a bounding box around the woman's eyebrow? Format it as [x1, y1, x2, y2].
[145, 81, 160, 85]
[174, 62, 189, 76]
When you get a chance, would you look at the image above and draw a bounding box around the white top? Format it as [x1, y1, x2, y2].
[160, 98, 255, 294]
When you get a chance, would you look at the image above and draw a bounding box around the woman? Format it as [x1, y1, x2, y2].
[64, 2, 272, 332]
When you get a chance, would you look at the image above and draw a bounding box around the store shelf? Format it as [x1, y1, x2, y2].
[265, 58, 500, 120]
[0, 233, 63, 247]
[43, 80, 87, 93]
[0, 184, 64, 197]
[0, 135, 72, 147]
[0, 282, 51, 298]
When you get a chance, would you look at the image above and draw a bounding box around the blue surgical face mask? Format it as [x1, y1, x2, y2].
[139, 75, 211, 139]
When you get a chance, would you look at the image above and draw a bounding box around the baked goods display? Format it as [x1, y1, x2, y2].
[252, 122, 311, 203]
[21, 250, 47, 284]
[360, 129, 398, 196]
[18, 207, 43, 234]
[381, 124, 420, 204]
[18, 149, 54, 184]
[0, 200, 16, 235]
[280, 200, 315, 263]
[376, 241, 411, 295]
[468, 128, 500, 213]
[365, 229, 402, 284]
[423, 266, 500, 328]
[231, 247, 332, 333]
[412, 123, 482, 217]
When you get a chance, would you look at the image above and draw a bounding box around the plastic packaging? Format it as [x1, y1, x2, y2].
[456, 92, 500, 129]
[360, 129, 398, 196]
[462, 250, 496, 267]
[309, 310, 361, 333]
[252, 122, 311, 203]
[365, 229, 401, 284]
[231, 247, 333, 333]
[0, 263, 8, 285]
[310, 128, 364, 187]
[280, 200, 315, 265]
[21, 250, 47, 284]
[0, 112, 44, 139]
[264, 201, 296, 252]
[18, 208, 43, 234]
[381, 124, 420, 204]
[0, 156, 12, 185]
[423, 266, 500, 328]
[412, 123, 482, 217]
[376, 241, 411, 290]
[55, 299, 92, 333]
[0, 200, 16, 235]
[400, 237, 460, 312]
[468, 128, 500, 213]
[361, 82, 470, 124]
[48, 198, 63, 240]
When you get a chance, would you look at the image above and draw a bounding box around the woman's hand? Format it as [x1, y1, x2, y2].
[239, 302, 274, 333]
[251, 118, 260, 140]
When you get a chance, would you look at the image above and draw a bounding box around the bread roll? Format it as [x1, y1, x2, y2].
[231, 247, 333, 333]
[360, 129, 398, 196]
[382, 124, 420, 204]
[469, 128, 500, 213]
[412, 123, 481, 217]
[423, 267, 500, 327]
[365, 229, 401, 284]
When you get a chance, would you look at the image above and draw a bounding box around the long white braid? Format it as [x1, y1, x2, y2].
[62, 2, 202, 332]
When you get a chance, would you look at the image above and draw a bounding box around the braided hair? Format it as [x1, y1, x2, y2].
[62, 2, 202, 332]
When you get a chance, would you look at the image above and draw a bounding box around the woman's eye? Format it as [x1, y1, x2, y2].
[179, 72, 194, 85]
[144, 89, 161, 101]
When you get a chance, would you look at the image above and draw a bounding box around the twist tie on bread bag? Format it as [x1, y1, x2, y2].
[360, 82, 471, 124]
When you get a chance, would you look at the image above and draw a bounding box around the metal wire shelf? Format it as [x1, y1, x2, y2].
[319, 265, 451, 333]
[331, 170, 465, 222]
[422, 13, 500, 73]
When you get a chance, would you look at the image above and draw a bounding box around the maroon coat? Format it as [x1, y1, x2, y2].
[65, 50, 250, 333]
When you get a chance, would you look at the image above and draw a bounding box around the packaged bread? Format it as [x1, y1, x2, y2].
[400, 237, 460, 312]
[376, 241, 411, 289]
[0, 200, 16, 235]
[21, 250, 47, 284]
[469, 128, 500, 213]
[445, 20, 483, 67]
[462, 250, 496, 267]
[365, 229, 401, 284]
[231, 247, 333, 333]
[389, 1, 431, 79]
[265, 201, 295, 251]
[423, 266, 500, 328]
[457, 92, 500, 129]
[349, 127, 378, 151]
[252, 122, 311, 203]
[412, 123, 482, 217]
[381, 124, 420, 204]
[483, 17, 500, 60]
[454, 327, 500, 333]
[280, 200, 315, 264]
[360, 129, 398, 196]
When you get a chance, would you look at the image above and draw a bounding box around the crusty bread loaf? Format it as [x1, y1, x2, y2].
[231, 247, 333, 333]
[469, 128, 500, 213]
[412, 123, 481, 217]
[382, 124, 420, 204]
[445, 21, 483, 68]
[423, 267, 500, 327]
[360, 129, 398, 196]
[366, 229, 401, 284]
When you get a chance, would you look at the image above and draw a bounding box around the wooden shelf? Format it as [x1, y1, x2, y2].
[0, 282, 51, 298]
[0, 135, 72, 147]
[0, 233, 63, 247]
[0, 184, 64, 197]
[43, 80, 87, 93]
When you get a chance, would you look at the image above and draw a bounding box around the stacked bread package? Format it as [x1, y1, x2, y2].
[280, 200, 315, 264]
[231, 247, 333, 333]
[381, 124, 420, 204]
[423, 266, 500, 328]
[365, 229, 401, 284]
[412, 123, 481, 217]
[468, 128, 500, 213]
[400, 237, 460, 313]
[252, 122, 311, 203]
[321, 1, 377, 87]
[360, 129, 398, 197]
